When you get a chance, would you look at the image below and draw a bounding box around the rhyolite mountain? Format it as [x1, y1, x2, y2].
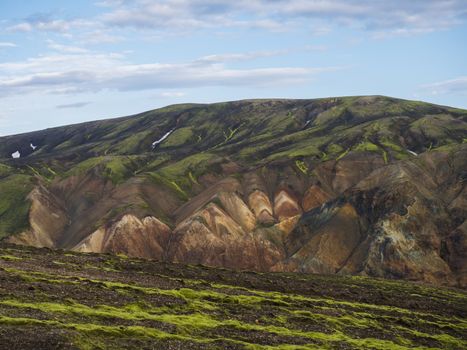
[0, 96, 466, 287]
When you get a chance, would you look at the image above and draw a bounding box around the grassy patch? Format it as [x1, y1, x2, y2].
[65, 156, 141, 185]
[295, 160, 308, 174]
[161, 127, 194, 148]
[0, 163, 13, 178]
[0, 174, 34, 237]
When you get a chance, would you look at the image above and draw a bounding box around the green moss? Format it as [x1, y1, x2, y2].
[0, 315, 191, 342]
[410, 114, 465, 145]
[265, 113, 296, 133]
[65, 156, 139, 185]
[45, 166, 58, 176]
[382, 150, 388, 164]
[0, 299, 427, 349]
[54, 139, 75, 150]
[0, 254, 23, 261]
[353, 141, 380, 152]
[314, 105, 347, 126]
[223, 124, 243, 143]
[147, 173, 189, 200]
[3, 267, 81, 285]
[188, 171, 199, 185]
[144, 154, 171, 172]
[158, 153, 215, 179]
[161, 127, 194, 148]
[336, 148, 350, 161]
[0, 174, 34, 237]
[109, 130, 153, 154]
[380, 140, 404, 153]
[352, 141, 393, 163]
[295, 160, 308, 174]
[104, 158, 134, 184]
[0, 163, 13, 178]
[267, 144, 321, 161]
[66, 157, 105, 175]
[326, 144, 344, 154]
[150, 152, 216, 193]
[2, 247, 466, 350]
[380, 140, 412, 160]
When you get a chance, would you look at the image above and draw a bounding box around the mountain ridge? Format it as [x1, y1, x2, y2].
[0, 95, 466, 287]
[2, 95, 465, 140]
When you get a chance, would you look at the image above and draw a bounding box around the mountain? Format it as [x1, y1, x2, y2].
[0, 242, 465, 349]
[0, 96, 466, 287]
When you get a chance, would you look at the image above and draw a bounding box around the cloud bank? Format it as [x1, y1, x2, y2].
[423, 77, 467, 95]
[5, 1, 466, 37]
[0, 50, 337, 97]
[100, 0, 467, 35]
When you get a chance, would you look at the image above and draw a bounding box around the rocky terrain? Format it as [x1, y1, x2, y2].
[0, 96, 466, 287]
[0, 243, 466, 349]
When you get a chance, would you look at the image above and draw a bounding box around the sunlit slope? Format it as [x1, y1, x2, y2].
[0, 96, 466, 286]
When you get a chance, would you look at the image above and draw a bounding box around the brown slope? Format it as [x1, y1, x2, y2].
[6, 144, 466, 287]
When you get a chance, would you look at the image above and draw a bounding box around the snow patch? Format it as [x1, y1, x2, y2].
[304, 120, 311, 127]
[30, 143, 37, 150]
[11, 151, 20, 159]
[152, 128, 175, 148]
[407, 150, 417, 156]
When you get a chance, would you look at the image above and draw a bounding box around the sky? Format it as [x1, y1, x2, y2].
[0, 0, 466, 136]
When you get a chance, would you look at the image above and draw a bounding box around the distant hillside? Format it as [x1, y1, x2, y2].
[0, 96, 466, 287]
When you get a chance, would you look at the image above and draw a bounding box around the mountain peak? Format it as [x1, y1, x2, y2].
[1, 96, 466, 287]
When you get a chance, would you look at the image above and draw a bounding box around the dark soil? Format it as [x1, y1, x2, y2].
[0, 243, 466, 349]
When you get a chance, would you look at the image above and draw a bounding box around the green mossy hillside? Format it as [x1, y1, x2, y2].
[0, 175, 34, 238]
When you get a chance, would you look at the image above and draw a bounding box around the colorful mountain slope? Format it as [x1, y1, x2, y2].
[0, 96, 466, 286]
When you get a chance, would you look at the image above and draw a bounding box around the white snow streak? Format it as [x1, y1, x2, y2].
[152, 128, 175, 148]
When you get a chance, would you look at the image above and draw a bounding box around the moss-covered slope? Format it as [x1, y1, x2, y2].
[0, 243, 466, 350]
[0, 96, 466, 287]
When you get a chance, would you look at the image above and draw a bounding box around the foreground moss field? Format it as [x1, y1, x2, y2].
[0, 243, 465, 349]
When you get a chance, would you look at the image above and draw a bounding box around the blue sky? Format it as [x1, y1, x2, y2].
[0, 0, 466, 135]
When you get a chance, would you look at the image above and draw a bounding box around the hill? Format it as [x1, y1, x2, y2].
[0, 243, 466, 349]
[0, 96, 466, 287]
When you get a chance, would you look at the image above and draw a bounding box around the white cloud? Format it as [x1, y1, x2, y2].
[4, 0, 464, 46]
[159, 91, 186, 98]
[6, 22, 33, 32]
[0, 50, 338, 96]
[7, 17, 94, 33]
[195, 50, 286, 64]
[95, 0, 128, 7]
[304, 45, 328, 52]
[80, 30, 124, 44]
[46, 40, 89, 54]
[422, 76, 467, 95]
[0, 42, 17, 48]
[99, 0, 467, 36]
[56, 101, 92, 109]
